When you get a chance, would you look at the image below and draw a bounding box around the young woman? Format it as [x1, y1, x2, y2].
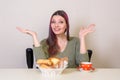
[17, 10, 95, 68]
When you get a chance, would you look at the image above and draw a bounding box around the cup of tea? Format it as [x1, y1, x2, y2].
[80, 62, 93, 71]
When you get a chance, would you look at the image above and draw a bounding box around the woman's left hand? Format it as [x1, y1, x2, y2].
[79, 24, 95, 39]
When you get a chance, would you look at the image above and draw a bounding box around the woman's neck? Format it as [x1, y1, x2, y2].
[56, 34, 67, 42]
[56, 34, 68, 52]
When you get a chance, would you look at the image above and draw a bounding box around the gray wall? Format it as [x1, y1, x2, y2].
[0, 0, 120, 68]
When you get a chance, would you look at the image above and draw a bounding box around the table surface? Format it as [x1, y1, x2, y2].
[0, 68, 120, 80]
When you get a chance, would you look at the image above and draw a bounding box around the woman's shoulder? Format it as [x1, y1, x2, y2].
[69, 36, 79, 41]
[40, 39, 47, 45]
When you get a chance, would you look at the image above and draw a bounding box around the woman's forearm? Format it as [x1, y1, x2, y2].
[80, 37, 87, 54]
[32, 35, 40, 47]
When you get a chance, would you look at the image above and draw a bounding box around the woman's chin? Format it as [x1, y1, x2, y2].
[54, 32, 61, 35]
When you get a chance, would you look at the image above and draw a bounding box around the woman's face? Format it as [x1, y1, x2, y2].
[51, 15, 67, 35]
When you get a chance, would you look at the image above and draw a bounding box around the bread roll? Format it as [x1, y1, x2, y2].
[49, 57, 60, 67]
[58, 59, 64, 68]
[37, 57, 68, 69]
[58, 57, 68, 68]
[37, 59, 52, 66]
[40, 64, 51, 69]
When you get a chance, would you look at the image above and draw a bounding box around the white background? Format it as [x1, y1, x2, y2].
[0, 0, 120, 68]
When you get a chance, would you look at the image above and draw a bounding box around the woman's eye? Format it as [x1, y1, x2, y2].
[59, 21, 64, 23]
[51, 21, 64, 24]
[51, 21, 55, 23]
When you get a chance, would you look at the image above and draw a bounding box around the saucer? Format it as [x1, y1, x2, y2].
[77, 67, 95, 72]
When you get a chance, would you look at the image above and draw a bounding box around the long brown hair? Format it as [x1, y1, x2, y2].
[47, 10, 70, 57]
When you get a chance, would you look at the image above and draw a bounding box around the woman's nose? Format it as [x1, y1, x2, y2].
[55, 23, 59, 27]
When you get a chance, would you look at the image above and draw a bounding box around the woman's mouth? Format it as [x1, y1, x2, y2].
[53, 28, 60, 32]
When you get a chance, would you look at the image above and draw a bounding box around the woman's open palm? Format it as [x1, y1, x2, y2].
[79, 24, 95, 39]
[16, 27, 37, 37]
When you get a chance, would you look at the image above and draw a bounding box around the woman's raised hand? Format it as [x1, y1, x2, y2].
[16, 27, 40, 47]
[79, 24, 95, 39]
[16, 27, 37, 37]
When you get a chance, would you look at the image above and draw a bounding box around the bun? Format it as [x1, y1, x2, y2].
[40, 64, 51, 69]
[58, 57, 68, 68]
[37, 57, 67, 69]
[37, 59, 52, 66]
[49, 57, 60, 67]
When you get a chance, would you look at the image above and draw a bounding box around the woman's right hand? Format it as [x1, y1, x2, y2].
[16, 27, 40, 47]
[16, 27, 37, 37]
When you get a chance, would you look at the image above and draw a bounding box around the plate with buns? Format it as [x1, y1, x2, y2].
[36, 57, 68, 76]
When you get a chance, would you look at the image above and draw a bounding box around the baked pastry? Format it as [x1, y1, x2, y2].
[37, 59, 52, 66]
[58, 57, 68, 68]
[40, 64, 52, 69]
[49, 57, 60, 68]
[37, 57, 68, 69]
